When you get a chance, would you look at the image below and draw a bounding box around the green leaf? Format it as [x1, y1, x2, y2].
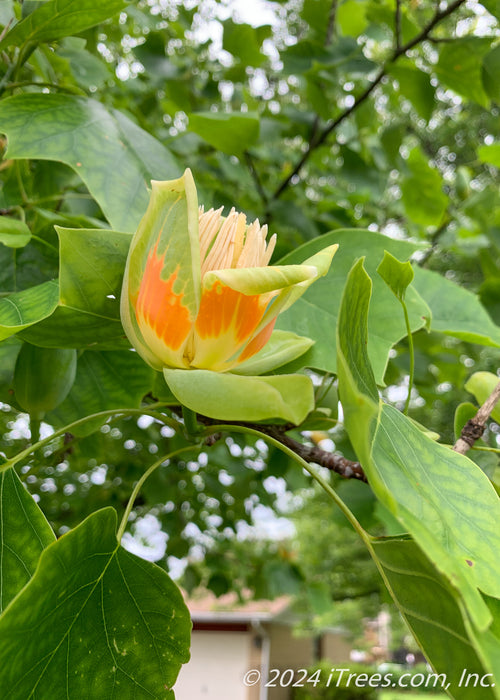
[336, 261, 500, 631]
[164, 369, 314, 424]
[18, 227, 133, 348]
[0, 280, 59, 341]
[222, 19, 271, 67]
[0, 508, 191, 699]
[188, 112, 260, 156]
[57, 227, 132, 320]
[435, 37, 492, 107]
[0, 94, 179, 232]
[0, 217, 31, 248]
[337, 0, 368, 36]
[0, 467, 55, 613]
[47, 350, 154, 434]
[0, 0, 127, 48]
[233, 330, 314, 376]
[377, 250, 414, 301]
[276, 230, 429, 382]
[465, 371, 500, 423]
[482, 45, 500, 101]
[401, 148, 448, 226]
[335, 259, 389, 499]
[372, 404, 500, 628]
[388, 62, 436, 121]
[57, 38, 110, 90]
[372, 536, 499, 699]
[479, 143, 500, 168]
[0, 337, 21, 404]
[412, 267, 500, 347]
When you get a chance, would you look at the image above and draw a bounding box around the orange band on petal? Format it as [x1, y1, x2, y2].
[135, 246, 192, 351]
[238, 319, 277, 363]
[195, 282, 267, 344]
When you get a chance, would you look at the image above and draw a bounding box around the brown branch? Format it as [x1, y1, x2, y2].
[244, 150, 269, 207]
[267, 0, 467, 208]
[326, 0, 338, 46]
[395, 0, 402, 51]
[197, 415, 367, 482]
[453, 378, 500, 455]
[259, 424, 368, 482]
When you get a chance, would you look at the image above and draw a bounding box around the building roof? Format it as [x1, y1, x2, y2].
[183, 589, 292, 624]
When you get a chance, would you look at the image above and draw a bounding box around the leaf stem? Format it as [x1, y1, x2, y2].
[182, 405, 200, 438]
[402, 301, 414, 415]
[116, 444, 200, 541]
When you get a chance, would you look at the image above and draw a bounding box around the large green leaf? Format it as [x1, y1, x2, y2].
[0, 0, 127, 48]
[276, 230, 429, 382]
[57, 227, 132, 318]
[0, 94, 178, 231]
[388, 62, 436, 121]
[413, 266, 500, 347]
[337, 260, 500, 632]
[0, 508, 191, 699]
[372, 536, 500, 699]
[46, 350, 154, 434]
[0, 280, 59, 341]
[435, 37, 493, 107]
[222, 19, 271, 67]
[188, 112, 260, 156]
[20, 227, 132, 348]
[401, 148, 448, 226]
[164, 368, 314, 424]
[0, 467, 55, 613]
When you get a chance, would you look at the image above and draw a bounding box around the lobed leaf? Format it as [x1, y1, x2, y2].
[0, 467, 55, 613]
[0, 508, 191, 699]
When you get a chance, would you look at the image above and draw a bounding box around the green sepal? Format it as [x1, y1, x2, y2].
[120, 169, 200, 370]
[163, 368, 314, 424]
[233, 330, 314, 376]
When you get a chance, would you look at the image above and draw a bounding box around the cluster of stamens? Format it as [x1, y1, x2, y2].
[199, 207, 276, 278]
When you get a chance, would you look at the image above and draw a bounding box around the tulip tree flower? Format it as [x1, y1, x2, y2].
[121, 169, 338, 423]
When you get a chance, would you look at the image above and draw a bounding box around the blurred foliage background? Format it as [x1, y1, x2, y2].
[1, 0, 500, 649]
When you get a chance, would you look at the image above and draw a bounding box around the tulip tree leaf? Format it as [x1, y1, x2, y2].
[435, 37, 492, 108]
[188, 112, 260, 156]
[412, 267, 500, 347]
[57, 227, 132, 319]
[0, 508, 191, 699]
[164, 368, 314, 424]
[0, 280, 59, 342]
[46, 350, 154, 435]
[465, 371, 500, 423]
[377, 250, 414, 301]
[0, 0, 127, 48]
[478, 143, 500, 168]
[388, 62, 436, 121]
[276, 229, 429, 382]
[20, 228, 132, 349]
[401, 148, 448, 226]
[0, 93, 179, 232]
[0, 218, 31, 248]
[337, 259, 500, 631]
[371, 536, 499, 699]
[0, 466, 55, 613]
